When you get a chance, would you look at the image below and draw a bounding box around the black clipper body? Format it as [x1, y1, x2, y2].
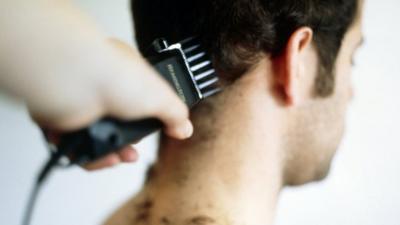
[51, 37, 220, 165]
[147, 38, 220, 107]
[147, 39, 202, 107]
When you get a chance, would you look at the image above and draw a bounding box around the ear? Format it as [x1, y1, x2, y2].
[274, 27, 314, 106]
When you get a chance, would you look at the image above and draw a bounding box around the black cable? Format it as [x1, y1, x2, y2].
[21, 150, 65, 225]
[21, 179, 42, 225]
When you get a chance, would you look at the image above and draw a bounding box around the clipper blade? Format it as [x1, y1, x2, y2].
[147, 37, 221, 107]
[180, 37, 221, 99]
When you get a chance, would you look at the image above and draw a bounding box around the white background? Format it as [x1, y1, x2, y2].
[0, 0, 399, 224]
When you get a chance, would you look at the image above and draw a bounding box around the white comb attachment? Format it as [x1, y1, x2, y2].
[181, 37, 221, 98]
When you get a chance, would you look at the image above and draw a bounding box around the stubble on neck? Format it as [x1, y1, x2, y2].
[105, 69, 285, 225]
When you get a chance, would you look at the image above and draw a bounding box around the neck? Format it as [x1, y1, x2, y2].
[145, 77, 284, 225]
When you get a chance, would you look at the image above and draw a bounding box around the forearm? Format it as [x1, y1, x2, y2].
[0, 0, 127, 128]
[0, 0, 112, 114]
[0, 0, 193, 170]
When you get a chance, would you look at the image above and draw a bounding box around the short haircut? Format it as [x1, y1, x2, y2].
[132, 0, 358, 96]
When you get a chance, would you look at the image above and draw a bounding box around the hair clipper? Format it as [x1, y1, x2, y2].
[47, 37, 221, 166]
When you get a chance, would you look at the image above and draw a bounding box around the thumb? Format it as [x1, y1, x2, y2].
[102, 39, 194, 139]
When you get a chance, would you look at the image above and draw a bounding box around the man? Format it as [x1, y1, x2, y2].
[105, 0, 364, 224]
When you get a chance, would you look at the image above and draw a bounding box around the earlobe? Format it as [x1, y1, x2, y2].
[274, 27, 313, 107]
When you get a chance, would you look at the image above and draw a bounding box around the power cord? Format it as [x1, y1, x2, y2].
[21, 149, 65, 225]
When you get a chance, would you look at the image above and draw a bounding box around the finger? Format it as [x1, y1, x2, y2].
[83, 153, 121, 171]
[145, 87, 193, 140]
[158, 110, 193, 140]
[118, 146, 139, 163]
[139, 68, 194, 139]
[103, 39, 193, 139]
[135, 91, 194, 140]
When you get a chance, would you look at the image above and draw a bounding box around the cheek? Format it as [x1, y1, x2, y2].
[335, 53, 355, 102]
[324, 66, 352, 145]
[283, 100, 346, 184]
[340, 70, 353, 100]
[284, 63, 353, 184]
[313, 97, 346, 151]
[315, 64, 353, 161]
[308, 97, 347, 179]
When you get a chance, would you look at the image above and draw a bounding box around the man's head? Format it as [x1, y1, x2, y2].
[132, 0, 363, 185]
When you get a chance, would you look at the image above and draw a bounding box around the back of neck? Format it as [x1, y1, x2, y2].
[145, 88, 284, 225]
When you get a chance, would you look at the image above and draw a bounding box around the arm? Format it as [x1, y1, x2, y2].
[0, 0, 193, 169]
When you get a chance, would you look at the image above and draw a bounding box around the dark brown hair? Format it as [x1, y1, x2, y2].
[132, 0, 358, 96]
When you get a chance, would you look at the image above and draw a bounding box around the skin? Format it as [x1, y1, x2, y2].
[0, 0, 194, 170]
[104, 3, 364, 225]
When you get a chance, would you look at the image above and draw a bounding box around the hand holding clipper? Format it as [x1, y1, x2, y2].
[46, 37, 220, 166]
[23, 37, 221, 225]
